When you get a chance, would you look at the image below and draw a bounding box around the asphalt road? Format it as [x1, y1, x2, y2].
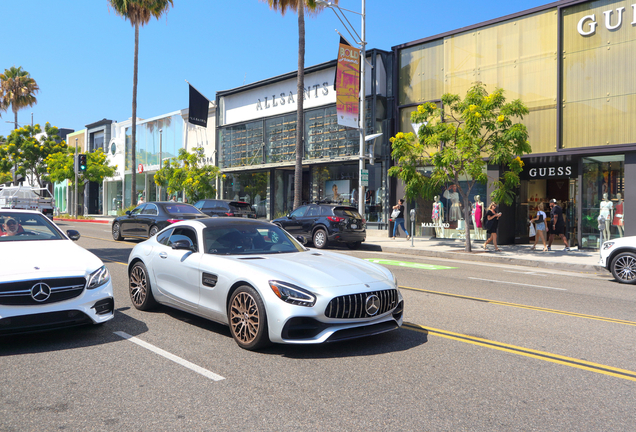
[1, 221, 635, 431]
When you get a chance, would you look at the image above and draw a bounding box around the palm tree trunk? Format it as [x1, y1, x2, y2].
[293, 2, 305, 210]
[13, 109, 18, 183]
[131, 23, 139, 206]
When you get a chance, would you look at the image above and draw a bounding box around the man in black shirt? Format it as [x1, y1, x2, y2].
[547, 199, 570, 251]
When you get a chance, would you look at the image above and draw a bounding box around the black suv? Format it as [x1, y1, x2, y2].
[272, 204, 366, 249]
[194, 199, 256, 218]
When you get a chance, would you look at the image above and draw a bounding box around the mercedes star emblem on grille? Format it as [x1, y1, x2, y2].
[365, 294, 381, 316]
[31, 282, 52, 302]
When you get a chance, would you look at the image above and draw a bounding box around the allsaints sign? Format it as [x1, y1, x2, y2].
[528, 166, 573, 178]
[577, 5, 636, 36]
[256, 83, 330, 111]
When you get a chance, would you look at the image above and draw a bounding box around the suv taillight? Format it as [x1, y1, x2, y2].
[225, 212, 234, 216]
[167, 219, 182, 224]
[328, 216, 345, 223]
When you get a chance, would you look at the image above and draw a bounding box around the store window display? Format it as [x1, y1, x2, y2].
[431, 196, 444, 238]
[599, 193, 613, 242]
[614, 193, 624, 237]
[472, 195, 485, 241]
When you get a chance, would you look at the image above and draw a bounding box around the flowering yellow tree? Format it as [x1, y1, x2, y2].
[389, 82, 531, 251]
[154, 147, 219, 202]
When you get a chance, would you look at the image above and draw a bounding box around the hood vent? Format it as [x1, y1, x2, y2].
[238, 257, 266, 260]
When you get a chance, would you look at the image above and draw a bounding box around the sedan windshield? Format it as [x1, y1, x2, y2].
[0, 212, 64, 242]
[204, 224, 304, 255]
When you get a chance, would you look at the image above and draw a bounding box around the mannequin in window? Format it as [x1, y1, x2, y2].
[472, 195, 484, 240]
[432, 195, 444, 238]
[599, 193, 613, 240]
[443, 185, 462, 221]
[613, 192, 624, 237]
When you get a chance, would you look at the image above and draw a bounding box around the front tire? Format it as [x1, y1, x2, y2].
[112, 222, 123, 241]
[313, 228, 328, 249]
[228, 285, 269, 350]
[611, 252, 636, 284]
[129, 262, 158, 310]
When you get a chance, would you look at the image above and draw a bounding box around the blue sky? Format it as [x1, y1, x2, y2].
[0, 0, 551, 138]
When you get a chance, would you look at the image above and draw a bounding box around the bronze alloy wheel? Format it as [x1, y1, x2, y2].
[129, 262, 157, 310]
[228, 286, 269, 350]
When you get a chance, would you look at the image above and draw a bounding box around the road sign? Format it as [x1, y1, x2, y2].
[360, 169, 369, 187]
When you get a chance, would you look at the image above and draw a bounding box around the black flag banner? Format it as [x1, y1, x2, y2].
[188, 83, 210, 127]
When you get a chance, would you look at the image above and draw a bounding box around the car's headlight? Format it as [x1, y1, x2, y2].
[269, 280, 316, 307]
[602, 242, 615, 251]
[87, 265, 110, 289]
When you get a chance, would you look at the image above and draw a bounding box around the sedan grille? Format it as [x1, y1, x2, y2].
[325, 289, 398, 319]
[0, 277, 86, 306]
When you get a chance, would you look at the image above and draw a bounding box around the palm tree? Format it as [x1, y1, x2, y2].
[261, 0, 337, 210]
[0, 66, 39, 131]
[108, 0, 173, 206]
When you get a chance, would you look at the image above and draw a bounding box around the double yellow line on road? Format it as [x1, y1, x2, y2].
[400, 286, 636, 327]
[403, 322, 636, 381]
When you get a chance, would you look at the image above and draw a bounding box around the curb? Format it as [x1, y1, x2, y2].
[53, 218, 110, 224]
[360, 243, 608, 274]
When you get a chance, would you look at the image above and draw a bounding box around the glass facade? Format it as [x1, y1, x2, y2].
[398, 9, 558, 155]
[125, 113, 183, 172]
[581, 155, 625, 248]
[105, 180, 123, 216]
[222, 171, 270, 218]
[562, 0, 636, 148]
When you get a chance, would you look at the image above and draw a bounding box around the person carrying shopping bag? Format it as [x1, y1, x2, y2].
[391, 199, 411, 240]
[530, 202, 548, 251]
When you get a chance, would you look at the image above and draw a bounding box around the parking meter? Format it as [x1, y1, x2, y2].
[409, 208, 416, 247]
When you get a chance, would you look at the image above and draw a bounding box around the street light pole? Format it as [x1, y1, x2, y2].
[74, 138, 78, 217]
[158, 129, 163, 201]
[317, 0, 367, 218]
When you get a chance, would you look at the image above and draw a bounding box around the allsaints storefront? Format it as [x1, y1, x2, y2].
[216, 51, 393, 225]
[393, 0, 635, 248]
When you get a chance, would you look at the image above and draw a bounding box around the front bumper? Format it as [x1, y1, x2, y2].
[0, 280, 114, 336]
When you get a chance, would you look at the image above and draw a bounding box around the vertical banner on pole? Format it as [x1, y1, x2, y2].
[335, 41, 361, 128]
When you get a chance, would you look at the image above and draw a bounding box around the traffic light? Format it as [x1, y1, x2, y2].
[78, 154, 87, 172]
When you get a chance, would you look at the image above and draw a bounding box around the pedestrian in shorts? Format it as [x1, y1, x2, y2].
[547, 199, 570, 251]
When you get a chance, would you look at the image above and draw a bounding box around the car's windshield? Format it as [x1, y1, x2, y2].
[0, 212, 64, 242]
[203, 224, 305, 255]
[163, 204, 201, 215]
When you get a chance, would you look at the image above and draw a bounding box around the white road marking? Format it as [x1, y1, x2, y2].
[503, 270, 538, 275]
[114, 331, 225, 381]
[467, 277, 567, 291]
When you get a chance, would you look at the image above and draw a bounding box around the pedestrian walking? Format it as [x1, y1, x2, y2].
[391, 199, 411, 240]
[547, 199, 570, 251]
[530, 202, 548, 252]
[483, 202, 502, 251]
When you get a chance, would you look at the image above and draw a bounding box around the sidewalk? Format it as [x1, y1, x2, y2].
[363, 229, 608, 274]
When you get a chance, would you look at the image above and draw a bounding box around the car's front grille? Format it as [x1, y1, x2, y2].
[325, 289, 399, 319]
[0, 277, 86, 306]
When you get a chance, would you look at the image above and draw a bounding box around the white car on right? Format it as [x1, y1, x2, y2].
[600, 236, 636, 284]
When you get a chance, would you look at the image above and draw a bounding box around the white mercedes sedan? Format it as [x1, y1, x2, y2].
[127, 218, 403, 350]
[0, 210, 114, 335]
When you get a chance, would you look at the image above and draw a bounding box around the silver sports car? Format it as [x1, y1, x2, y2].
[127, 218, 403, 350]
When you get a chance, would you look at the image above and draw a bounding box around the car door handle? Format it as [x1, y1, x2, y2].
[159, 252, 168, 259]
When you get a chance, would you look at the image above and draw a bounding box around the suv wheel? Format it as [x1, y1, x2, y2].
[611, 252, 636, 284]
[313, 229, 328, 249]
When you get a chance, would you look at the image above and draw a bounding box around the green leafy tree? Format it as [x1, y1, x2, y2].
[154, 147, 219, 203]
[389, 82, 532, 252]
[47, 148, 116, 201]
[0, 135, 11, 183]
[108, 0, 174, 206]
[0, 66, 39, 130]
[260, 0, 338, 210]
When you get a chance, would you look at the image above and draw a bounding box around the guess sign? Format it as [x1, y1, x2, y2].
[528, 166, 573, 178]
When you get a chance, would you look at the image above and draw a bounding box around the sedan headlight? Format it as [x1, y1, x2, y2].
[87, 265, 111, 290]
[602, 242, 615, 251]
[269, 280, 316, 307]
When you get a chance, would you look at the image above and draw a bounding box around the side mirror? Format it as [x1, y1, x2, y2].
[286, 213, 292, 219]
[66, 230, 81, 241]
[126, 211, 131, 216]
[172, 239, 193, 251]
[296, 235, 308, 245]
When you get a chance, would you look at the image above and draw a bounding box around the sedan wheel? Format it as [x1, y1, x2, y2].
[313, 229, 328, 249]
[112, 222, 123, 241]
[149, 225, 159, 237]
[611, 252, 636, 284]
[129, 262, 157, 310]
[228, 286, 269, 350]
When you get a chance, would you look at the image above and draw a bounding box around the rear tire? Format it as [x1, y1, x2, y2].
[611, 252, 636, 284]
[129, 262, 158, 310]
[112, 222, 123, 241]
[148, 225, 159, 237]
[313, 229, 328, 249]
[228, 285, 270, 350]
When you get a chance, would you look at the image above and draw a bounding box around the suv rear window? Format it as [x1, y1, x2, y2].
[229, 202, 255, 214]
[334, 207, 362, 219]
